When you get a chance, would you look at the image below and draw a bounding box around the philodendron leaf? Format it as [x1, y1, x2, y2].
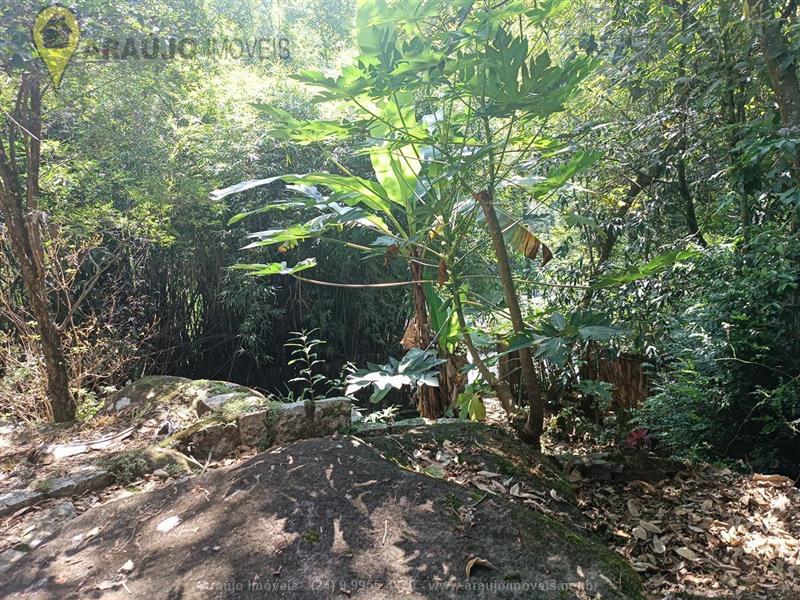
[227, 200, 313, 225]
[240, 224, 318, 249]
[345, 348, 445, 402]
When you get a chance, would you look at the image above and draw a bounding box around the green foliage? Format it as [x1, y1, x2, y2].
[362, 404, 401, 424]
[504, 311, 622, 368]
[638, 231, 800, 471]
[279, 329, 347, 403]
[576, 380, 615, 408]
[456, 388, 487, 422]
[3, 0, 799, 475]
[345, 348, 447, 404]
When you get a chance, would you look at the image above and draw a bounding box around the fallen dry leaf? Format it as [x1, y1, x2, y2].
[639, 519, 662, 534]
[652, 536, 666, 554]
[465, 556, 497, 578]
[119, 559, 134, 573]
[674, 547, 699, 562]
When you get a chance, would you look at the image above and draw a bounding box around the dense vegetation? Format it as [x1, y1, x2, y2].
[1, 0, 799, 474]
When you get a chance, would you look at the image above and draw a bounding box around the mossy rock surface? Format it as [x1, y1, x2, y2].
[102, 446, 197, 483]
[105, 376, 268, 418]
[364, 419, 579, 505]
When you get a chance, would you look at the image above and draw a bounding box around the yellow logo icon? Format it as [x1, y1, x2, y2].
[32, 6, 80, 88]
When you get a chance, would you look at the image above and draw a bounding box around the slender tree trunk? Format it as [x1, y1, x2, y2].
[677, 157, 708, 248]
[676, 1, 708, 248]
[0, 74, 74, 422]
[474, 190, 543, 448]
[750, 0, 800, 130]
[580, 164, 665, 308]
[720, 4, 753, 241]
[748, 0, 800, 317]
[451, 281, 517, 414]
[750, 0, 800, 178]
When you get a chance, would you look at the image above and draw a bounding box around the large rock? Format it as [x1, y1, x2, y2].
[558, 451, 684, 484]
[0, 489, 45, 518]
[0, 501, 78, 575]
[0, 548, 25, 575]
[174, 397, 352, 458]
[105, 376, 268, 417]
[0, 437, 642, 599]
[38, 465, 114, 498]
[240, 397, 352, 447]
[102, 446, 198, 482]
[181, 421, 241, 459]
[18, 501, 77, 550]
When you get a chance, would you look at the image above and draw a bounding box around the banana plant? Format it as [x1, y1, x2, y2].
[213, 91, 463, 416]
[213, 0, 599, 435]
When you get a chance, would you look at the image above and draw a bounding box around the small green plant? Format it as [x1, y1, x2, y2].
[277, 330, 352, 403]
[300, 528, 321, 544]
[285, 329, 327, 402]
[362, 405, 401, 424]
[455, 386, 487, 422]
[75, 388, 106, 421]
[346, 348, 446, 404]
[34, 477, 55, 493]
[103, 453, 150, 484]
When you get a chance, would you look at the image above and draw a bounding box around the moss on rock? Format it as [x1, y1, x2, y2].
[103, 446, 197, 483]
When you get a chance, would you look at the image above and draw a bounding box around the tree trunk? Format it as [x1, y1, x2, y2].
[757, 0, 800, 248]
[580, 164, 665, 308]
[474, 190, 543, 448]
[748, 0, 800, 317]
[451, 283, 517, 414]
[677, 157, 708, 248]
[676, 2, 708, 248]
[0, 74, 74, 422]
[749, 0, 800, 175]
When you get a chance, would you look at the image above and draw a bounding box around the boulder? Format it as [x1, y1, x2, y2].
[38, 466, 114, 498]
[244, 397, 352, 447]
[181, 421, 241, 460]
[195, 390, 268, 417]
[0, 437, 643, 599]
[105, 376, 268, 418]
[0, 489, 45, 518]
[0, 548, 25, 575]
[559, 451, 684, 484]
[19, 501, 77, 550]
[0, 501, 78, 575]
[103, 446, 198, 482]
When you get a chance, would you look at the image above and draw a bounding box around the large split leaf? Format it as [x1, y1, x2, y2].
[345, 348, 447, 403]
